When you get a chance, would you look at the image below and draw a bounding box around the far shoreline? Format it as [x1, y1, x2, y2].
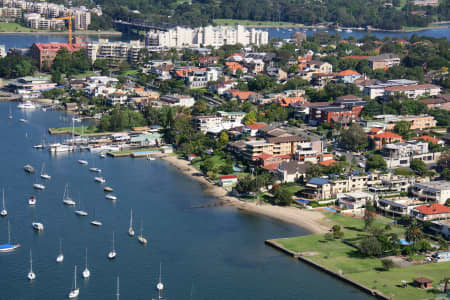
[158, 154, 331, 234]
[0, 31, 122, 36]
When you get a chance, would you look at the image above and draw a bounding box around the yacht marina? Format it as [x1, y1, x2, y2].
[0, 101, 371, 299]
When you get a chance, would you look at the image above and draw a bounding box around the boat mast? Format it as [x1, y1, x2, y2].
[85, 248, 88, 269]
[2, 188, 5, 210]
[112, 232, 115, 252]
[30, 250, 33, 273]
[74, 265, 77, 291]
[59, 238, 62, 255]
[7, 221, 10, 244]
[129, 209, 133, 229]
[116, 276, 120, 300]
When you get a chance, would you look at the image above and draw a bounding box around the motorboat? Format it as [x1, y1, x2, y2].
[24, 165, 35, 173]
[0, 221, 20, 252]
[28, 196, 36, 206]
[17, 101, 36, 109]
[82, 248, 90, 279]
[68, 265, 80, 298]
[33, 183, 45, 190]
[32, 222, 44, 231]
[95, 177, 106, 184]
[75, 209, 88, 216]
[56, 239, 64, 263]
[63, 184, 76, 206]
[1, 189, 7, 217]
[107, 232, 116, 260]
[78, 160, 88, 165]
[49, 143, 75, 153]
[104, 187, 113, 192]
[105, 194, 117, 201]
[33, 144, 43, 149]
[100, 153, 106, 158]
[89, 168, 101, 173]
[19, 118, 27, 123]
[27, 250, 36, 280]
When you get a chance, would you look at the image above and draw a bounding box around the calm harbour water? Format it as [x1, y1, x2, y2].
[0, 102, 373, 299]
[0, 25, 448, 50]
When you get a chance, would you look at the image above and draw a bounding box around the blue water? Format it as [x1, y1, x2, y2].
[0, 103, 372, 299]
[266, 26, 450, 40]
[0, 25, 448, 51]
[324, 207, 337, 212]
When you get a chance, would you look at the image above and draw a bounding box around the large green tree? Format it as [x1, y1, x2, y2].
[340, 124, 367, 151]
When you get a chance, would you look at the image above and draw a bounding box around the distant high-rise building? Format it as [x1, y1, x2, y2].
[146, 25, 268, 49]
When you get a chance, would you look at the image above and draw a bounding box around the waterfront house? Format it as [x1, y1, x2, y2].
[376, 198, 425, 217]
[430, 219, 450, 240]
[219, 175, 238, 187]
[411, 203, 450, 221]
[338, 192, 374, 210]
[412, 181, 450, 204]
[275, 161, 308, 183]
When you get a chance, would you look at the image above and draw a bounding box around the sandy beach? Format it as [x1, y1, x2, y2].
[159, 154, 331, 234]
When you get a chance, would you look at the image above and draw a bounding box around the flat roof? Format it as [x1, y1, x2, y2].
[414, 181, 450, 191]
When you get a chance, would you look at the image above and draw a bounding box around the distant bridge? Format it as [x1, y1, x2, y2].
[113, 19, 176, 33]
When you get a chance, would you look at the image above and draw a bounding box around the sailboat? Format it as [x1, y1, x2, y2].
[156, 263, 164, 300]
[63, 184, 76, 206]
[40, 162, 51, 180]
[116, 276, 120, 300]
[33, 183, 45, 190]
[94, 176, 106, 184]
[74, 196, 88, 216]
[108, 232, 117, 259]
[78, 160, 88, 165]
[90, 209, 103, 226]
[82, 248, 90, 279]
[27, 249, 36, 280]
[137, 219, 147, 245]
[56, 239, 64, 263]
[68, 265, 80, 298]
[105, 194, 117, 201]
[1, 189, 7, 217]
[0, 221, 20, 252]
[128, 209, 135, 237]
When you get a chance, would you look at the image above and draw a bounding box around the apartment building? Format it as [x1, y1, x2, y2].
[0, 7, 21, 18]
[363, 79, 418, 99]
[368, 53, 400, 70]
[186, 67, 221, 88]
[338, 192, 374, 210]
[383, 140, 441, 168]
[377, 198, 425, 217]
[31, 42, 84, 70]
[267, 135, 303, 156]
[146, 25, 268, 49]
[384, 84, 441, 99]
[72, 7, 91, 30]
[412, 181, 450, 204]
[193, 111, 245, 134]
[242, 141, 274, 161]
[387, 115, 437, 130]
[159, 94, 195, 108]
[24, 13, 65, 30]
[87, 39, 143, 63]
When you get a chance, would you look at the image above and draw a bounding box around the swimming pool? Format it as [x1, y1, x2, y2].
[324, 207, 337, 212]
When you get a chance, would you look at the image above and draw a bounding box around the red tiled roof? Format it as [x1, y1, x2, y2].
[319, 159, 337, 167]
[257, 152, 273, 160]
[261, 163, 280, 171]
[275, 154, 292, 160]
[246, 122, 267, 130]
[373, 131, 402, 139]
[337, 70, 361, 76]
[225, 62, 244, 71]
[417, 136, 441, 144]
[34, 42, 83, 52]
[220, 175, 238, 180]
[228, 89, 255, 100]
[369, 127, 383, 133]
[415, 203, 450, 215]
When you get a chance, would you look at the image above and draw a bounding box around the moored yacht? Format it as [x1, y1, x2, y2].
[68, 265, 80, 298]
[95, 177, 106, 184]
[1, 189, 7, 217]
[105, 194, 117, 201]
[33, 183, 45, 190]
[32, 222, 44, 231]
[89, 167, 101, 173]
[28, 196, 36, 206]
[63, 184, 76, 206]
[0, 221, 20, 252]
[27, 250, 36, 280]
[24, 165, 35, 173]
[78, 160, 88, 165]
[108, 232, 116, 259]
[18, 101, 36, 109]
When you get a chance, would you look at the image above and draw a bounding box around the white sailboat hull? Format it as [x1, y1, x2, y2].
[68, 288, 79, 298]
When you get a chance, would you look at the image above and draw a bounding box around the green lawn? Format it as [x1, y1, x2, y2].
[49, 126, 101, 135]
[0, 22, 44, 32]
[213, 19, 298, 27]
[274, 214, 449, 299]
[112, 147, 158, 155]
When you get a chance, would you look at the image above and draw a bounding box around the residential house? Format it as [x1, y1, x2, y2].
[266, 67, 287, 82]
[244, 122, 267, 136]
[268, 135, 304, 156]
[382, 140, 441, 168]
[225, 89, 256, 101]
[186, 67, 221, 88]
[199, 56, 219, 66]
[411, 203, 450, 221]
[377, 198, 425, 217]
[412, 181, 450, 204]
[368, 53, 400, 70]
[338, 192, 374, 210]
[430, 219, 450, 239]
[107, 92, 128, 106]
[335, 70, 361, 83]
[225, 62, 247, 75]
[369, 131, 403, 150]
[275, 161, 308, 183]
[219, 175, 238, 187]
[419, 94, 450, 110]
[159, 94, 195, 107]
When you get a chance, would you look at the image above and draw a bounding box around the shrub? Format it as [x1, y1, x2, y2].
[381, 259, 395, 271]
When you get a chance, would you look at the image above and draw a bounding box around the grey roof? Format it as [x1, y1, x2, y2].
[278, 161, 308, 175]
[308, 177, 329, 185]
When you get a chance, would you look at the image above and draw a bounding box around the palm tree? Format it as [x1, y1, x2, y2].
[405, 219, 423, 244]
[442, 277, 450, 293]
